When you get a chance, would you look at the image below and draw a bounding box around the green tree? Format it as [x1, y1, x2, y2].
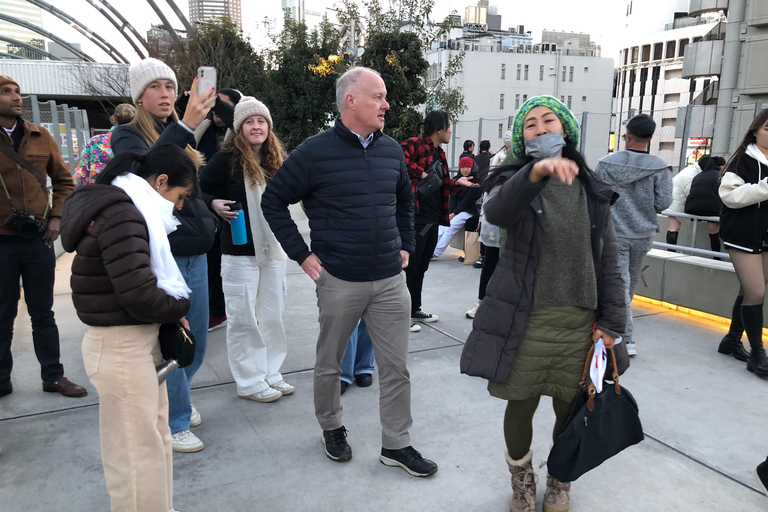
[165, 18, 268, 98]
[426, 51, 467, 125]
[358, 31, 429, 142]
[261, 14, 348, 151]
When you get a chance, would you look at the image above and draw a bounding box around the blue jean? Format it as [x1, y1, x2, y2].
[0, 236, 63, 383]
[167, 254, 209, 434]
[340, 318, 375, 384]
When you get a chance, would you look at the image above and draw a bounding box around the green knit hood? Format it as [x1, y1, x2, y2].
[509, 95, 580, 161]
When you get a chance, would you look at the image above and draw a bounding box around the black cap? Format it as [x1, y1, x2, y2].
[626, 114, 656, 139]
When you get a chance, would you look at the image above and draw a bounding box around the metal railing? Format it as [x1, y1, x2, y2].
[657, 210, 729, 261]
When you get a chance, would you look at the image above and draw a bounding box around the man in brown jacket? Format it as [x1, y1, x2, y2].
[0, 75, 86, 398]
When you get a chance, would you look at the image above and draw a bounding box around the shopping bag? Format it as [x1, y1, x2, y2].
[463, 230, 481, 265]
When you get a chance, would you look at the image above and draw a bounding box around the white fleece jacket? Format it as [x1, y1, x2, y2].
[719, 145, 768, 209]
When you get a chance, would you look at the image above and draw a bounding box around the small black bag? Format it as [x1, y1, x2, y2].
[547, 346, 644, 482]
[158, 322, 196, 368]
[416, 150, 444, 197]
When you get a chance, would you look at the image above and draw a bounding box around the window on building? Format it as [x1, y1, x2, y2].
[562, 66, 566, 81]
[524, 65, 529, 80]
[631, 46, 639, 63]
[517, 64, 521, 80]
[539, 65, 544, 80]
[584, 66, 589, 73]
[679, 38, 688, 57]
[641, 44, 651, 62]
[560, 95, 565, 103]
[498, 123, 504, 138]
[621, 70, 627, 96]
[666, 40, 676, 59]
[515, 94, 520, 109]
[522, 94, 528, 103]
[500, 94, 505, 109]
[569, 66, 574, 82]
[659, 142, 675, 152]
[501, 63, 506, 80]
[582, 95, 587, 101]
[623, 49, 628, 66]
[653, 42, 663, 60]
[567, 96, 572, 109]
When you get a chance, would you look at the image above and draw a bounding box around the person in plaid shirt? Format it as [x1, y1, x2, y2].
[401, 110, 478, 330]
[73, 104, 135, 188]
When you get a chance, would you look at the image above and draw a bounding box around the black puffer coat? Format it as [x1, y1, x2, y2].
[262, 118, 415, 282]
[460, 163, 626, 383]
[685, 167, 722, 217]
[61, 185, 190, 326]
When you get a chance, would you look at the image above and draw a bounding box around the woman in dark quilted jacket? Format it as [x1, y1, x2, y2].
[60, 145, 195, 512]
[684, 155, 726, 254]
[459, 96, 626, 512]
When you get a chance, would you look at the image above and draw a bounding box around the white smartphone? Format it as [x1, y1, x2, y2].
[197, 66, 217, 96]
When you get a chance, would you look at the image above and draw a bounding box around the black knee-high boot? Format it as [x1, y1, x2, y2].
[741, 305, 768, 377]
[666, 231, 678, 252]
[709, 233, 721, 254]
[719, 295, 749, 361]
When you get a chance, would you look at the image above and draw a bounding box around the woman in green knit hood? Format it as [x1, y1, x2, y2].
[460, 96, 627, 512]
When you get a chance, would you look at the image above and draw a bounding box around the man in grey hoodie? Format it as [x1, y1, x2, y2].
[595, 114, 672, 357]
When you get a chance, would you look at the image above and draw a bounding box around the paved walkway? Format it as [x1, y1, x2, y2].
[0, 248, 766, 511]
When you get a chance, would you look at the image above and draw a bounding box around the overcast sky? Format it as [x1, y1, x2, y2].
[32, 0, 627, 65]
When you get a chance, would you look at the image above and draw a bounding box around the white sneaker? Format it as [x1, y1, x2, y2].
[466, 303, 479, 318]
[190, 404, 201, 427]
[172, 429, 204, 453]
[626, 340, 637, 357]
[240, 387, 282, 403]
[409, 322, 421, 332]
[270, 380, 295, 395]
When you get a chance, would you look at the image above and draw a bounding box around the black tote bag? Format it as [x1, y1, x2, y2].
[547, 346, 644, 482]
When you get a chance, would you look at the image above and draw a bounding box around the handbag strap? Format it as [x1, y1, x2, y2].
[580, 344, 622, 412]
[0, 141, 48, 192]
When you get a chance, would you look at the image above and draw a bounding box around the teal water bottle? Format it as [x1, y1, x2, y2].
[230, 202, 247, 245]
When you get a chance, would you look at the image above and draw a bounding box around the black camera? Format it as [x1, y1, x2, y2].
[5, 209, 44, 239]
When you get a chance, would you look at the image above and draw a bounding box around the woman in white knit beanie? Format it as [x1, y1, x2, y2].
[199, 97, 294, 403]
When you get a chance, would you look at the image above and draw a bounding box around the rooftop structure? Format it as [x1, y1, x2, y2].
[189, 0, 242, 31]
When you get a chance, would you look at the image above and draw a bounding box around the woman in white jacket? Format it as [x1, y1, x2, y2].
[666, 159, 702, 247]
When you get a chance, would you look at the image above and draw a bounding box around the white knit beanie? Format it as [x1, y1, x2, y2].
[234, 96, 273, 133]
[129, 58, 177, 103]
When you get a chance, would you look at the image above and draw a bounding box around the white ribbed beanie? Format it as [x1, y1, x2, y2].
[234, 96, 273, 132]
[129, 58, 177, 103]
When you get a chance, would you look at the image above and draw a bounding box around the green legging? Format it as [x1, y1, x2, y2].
[504, 395, 571, 460]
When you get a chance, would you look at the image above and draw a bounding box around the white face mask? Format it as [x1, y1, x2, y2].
[524, 131, 566, 159]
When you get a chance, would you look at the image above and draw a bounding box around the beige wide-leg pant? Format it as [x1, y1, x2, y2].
[82, 324, 173, 512]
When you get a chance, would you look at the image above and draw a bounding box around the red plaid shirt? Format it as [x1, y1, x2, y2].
[401, 136, 458, 227]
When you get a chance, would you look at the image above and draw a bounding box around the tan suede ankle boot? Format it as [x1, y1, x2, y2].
[542, 474, 570, 512]
[505, 450, 537, 512]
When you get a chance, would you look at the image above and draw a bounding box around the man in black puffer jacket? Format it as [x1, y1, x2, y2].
[262, 67, 437, 478]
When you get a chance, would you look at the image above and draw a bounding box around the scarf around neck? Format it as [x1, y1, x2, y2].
[112, 172, 190, 299]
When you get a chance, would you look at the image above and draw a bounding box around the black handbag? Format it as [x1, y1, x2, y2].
[416, 150, 444, 197]
[158, 322, 196, 368]
[547, 346, 644, 482]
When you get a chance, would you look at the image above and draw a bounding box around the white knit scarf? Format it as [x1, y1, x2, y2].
[244, 182, 288, 264]
[112, 173, 190, 299]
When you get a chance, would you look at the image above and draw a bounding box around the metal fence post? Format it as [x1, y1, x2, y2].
[477, 118, 483, 146]
[678, 106, 694, 173]
[48, 100, 60, 141]
[62, 104, 75, 174]
[81, 110, 90, 137]
[30, 95, 40, 125]
[508, 115, 514, 128]
[580, 112, 588, 154]
[756, 100, 764, 117]
[451, 121, 458, 168]
[73, 107, 84, 165]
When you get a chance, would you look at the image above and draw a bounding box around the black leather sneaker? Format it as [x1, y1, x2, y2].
[380, 446, 438, 477]
[322, 426, 352, 462]
[756, 457, 768, 496]
[355, 374, 373, 387]
[340, 381, 349, 395]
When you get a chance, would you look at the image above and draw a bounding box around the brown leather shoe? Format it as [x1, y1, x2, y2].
[43, 377, 87, 398]
[0, 381, 12, 398]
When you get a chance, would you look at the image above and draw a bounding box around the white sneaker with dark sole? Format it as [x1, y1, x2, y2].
[190, 404, 201, 427]
[626, 340, 637, 357]
[172, 430, 204, 453]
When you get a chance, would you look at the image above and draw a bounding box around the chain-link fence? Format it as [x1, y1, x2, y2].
[21, 94, 90, 174]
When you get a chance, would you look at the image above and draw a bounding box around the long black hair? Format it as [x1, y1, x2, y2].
[95, 144, 197, 190]
[482, 143, 593, 194]
[722, 109, 768, 179]
[419, 110, 450, 138]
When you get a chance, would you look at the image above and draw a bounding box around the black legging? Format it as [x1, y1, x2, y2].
[405, 223, 439, 315]
[504, 396, 571, 460]
[478, 245, 500, 300]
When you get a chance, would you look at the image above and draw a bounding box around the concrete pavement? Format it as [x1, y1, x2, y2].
[0, 248, 766, 512]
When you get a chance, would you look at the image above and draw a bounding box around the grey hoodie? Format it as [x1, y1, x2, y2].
[594, 150, 673, 238]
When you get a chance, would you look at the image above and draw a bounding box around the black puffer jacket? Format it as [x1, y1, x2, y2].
[112, 122, 218, 257]
[460, 163, 626, 383]
[685, 167, 722, 217]
[262, 118, 415, 282]
[60, 185, 190, 326]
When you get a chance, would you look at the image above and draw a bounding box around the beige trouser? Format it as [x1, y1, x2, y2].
[314, 269, 413, 449]
[82, 324, 173, 512]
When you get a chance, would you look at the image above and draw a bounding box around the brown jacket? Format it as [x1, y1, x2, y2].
[0, 119, 74, 236]
[60, 184, 190, 326]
